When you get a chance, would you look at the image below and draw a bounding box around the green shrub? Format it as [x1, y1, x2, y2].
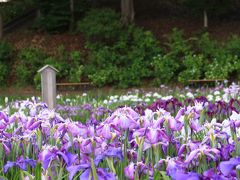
[16, 45, 85, 87]
[77, 8, 122, 43]
[68, 51, 84, 82]
[153, 54, 180, 84]
[78, 8, 161, 87]
[178, 54, 205, 83]
[195, 33, 219, 57]
[0, 63, 8, 86]
[16, 47, 47, 86]
[0, 41, 13, 62]
[0, 41, 13, 86]
[225, 35, 240, 57]
[86, 23, 160, 87]
[165, 28, 191, 57]
[205, 54, 239, 79]
[153, 29, 191, 84]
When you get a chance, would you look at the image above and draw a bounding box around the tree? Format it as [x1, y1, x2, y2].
[0, 0, 11, 39]
[121, 0, 134, 25]
[69, 0, 74, 31]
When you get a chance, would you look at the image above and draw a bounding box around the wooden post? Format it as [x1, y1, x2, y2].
[203, 9, 208, 28]
[0, 13, 2, 39]
[38, 65, 59, 109]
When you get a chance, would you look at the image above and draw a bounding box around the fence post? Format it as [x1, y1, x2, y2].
[38, 65, 59, 109]
[0, 13, 3, 39]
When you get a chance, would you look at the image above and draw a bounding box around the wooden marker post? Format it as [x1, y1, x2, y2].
[0, 13, 2, 39]
[38, 65, 59, 109]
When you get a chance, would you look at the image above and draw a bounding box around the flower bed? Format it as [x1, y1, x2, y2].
[0, 84, 239, 179]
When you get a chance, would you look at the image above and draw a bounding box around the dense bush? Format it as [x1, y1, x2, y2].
[205, 54, 239, 79]
[225, 35, 240, 57]
[79, 9, 161, 88]
[153, 29, 240, 84]
[16, 47, 47, 86]
[153, 54, 179, 84]
[78, 8, 123, 43]
[153, 28, 191, 84]
[15, 46, 85, 88]
[0, 42, 13, 86]
[178, 54, 205, 83]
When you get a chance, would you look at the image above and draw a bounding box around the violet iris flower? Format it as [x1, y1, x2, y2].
[133, 127, 169, 150]
[94, 148, 123, 165]
[4, 156, 36, 173]
[106, 107, 139, 130]
[185, 145, 220, 164]
[96, 123, 121, 139]
[156, 157, 186, 178]
[230, 111, 240, 127]
[0, 111, 8, 130]
[67, 148, 121, 180]
[38, 147, 77, 170]
[81, 168, 116, 180]
[124, 162, 135, 180]
[57, 122, 88, 138]
[170, 171, 201, 180]
[203, 168, 228, 180]
[219, 157, 240, 176]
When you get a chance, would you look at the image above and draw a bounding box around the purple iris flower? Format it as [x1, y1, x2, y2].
[2, 142, 11, 155]
[80, 136, 104, 154]
[38, 147, 77, 170]
[190, 119, 203, 132]
[107, 107, 139, 130]
[156, 157, 186, 179]
[67, 148, 121, 180]
[96, 123, 121, 139]
[220, 144, 235, 160]
[133, 127, 169, 150]
[4, 156, 36, 173]
[219, 157, 240, 176]
[145, 127, 169, 145]
[57, 122, 89, 138]
[26, 118, 42, 130]
[203, 168, 228, 180]
[0, 120, 7, 130]
[94, 148, 123, 165]
[230, 111, 240, 127]
[166, 158, 185, 177]
[80, 168, 116, 180]
[166, 115, 183, 131]
[185, 145, 220, 164]
[0, 111, 8, 123]
[170, 171, 201, 180]
[124, 162, 135, 180]
[67, 163, 90, 180]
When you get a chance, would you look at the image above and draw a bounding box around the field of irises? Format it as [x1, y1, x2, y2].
[0, 84, 240, 179]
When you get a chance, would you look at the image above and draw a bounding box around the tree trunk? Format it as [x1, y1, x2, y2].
[203, 9, 208, 28]
[69, 0, 74, 31]
[37, 9, 41, 18]
[0, 13, 2, 40]
[121, 0, 134, 25]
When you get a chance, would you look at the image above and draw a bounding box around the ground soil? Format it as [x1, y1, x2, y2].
[4, 12, 240, 52]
